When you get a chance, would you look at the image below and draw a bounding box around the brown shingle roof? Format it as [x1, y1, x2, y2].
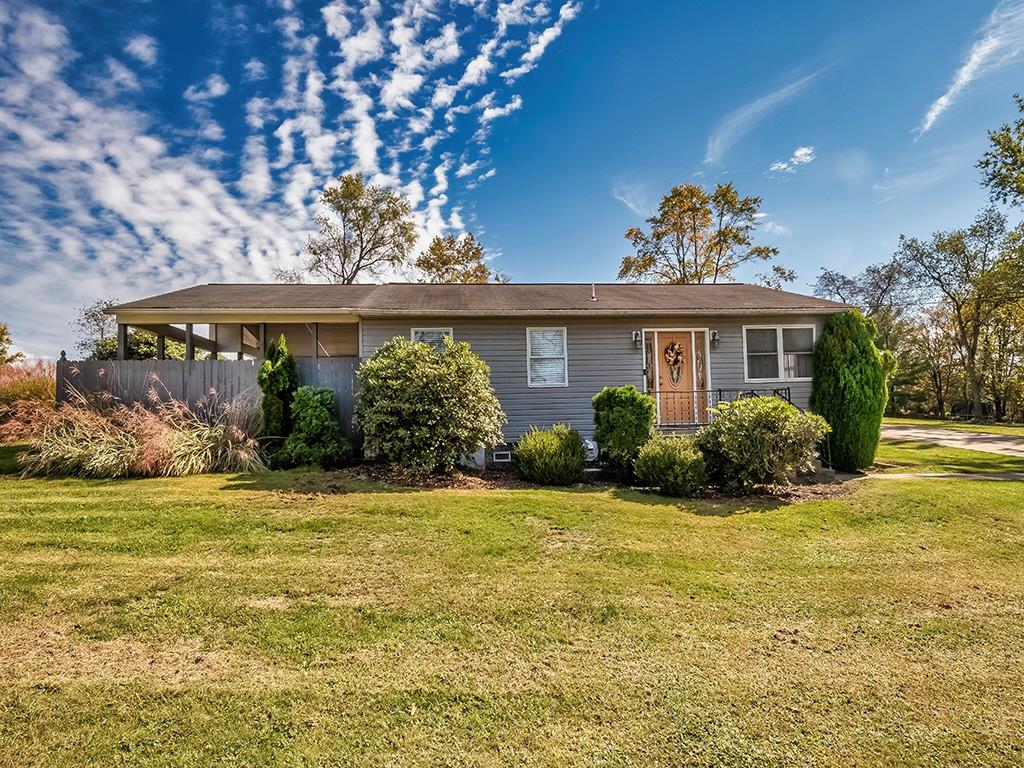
[110, 283, 851, 316]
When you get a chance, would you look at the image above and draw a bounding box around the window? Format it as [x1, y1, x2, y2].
[411, 327, 453, 352]
[527, 327, 568, 387]
[743, 325, 815, 381]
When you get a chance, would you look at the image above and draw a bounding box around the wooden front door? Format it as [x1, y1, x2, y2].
[653, 331, 709, 425]
[656, 332, 695, 425]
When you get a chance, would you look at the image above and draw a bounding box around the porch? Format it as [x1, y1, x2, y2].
[109, 319, 359, 361]
[651, 387, 794, 432]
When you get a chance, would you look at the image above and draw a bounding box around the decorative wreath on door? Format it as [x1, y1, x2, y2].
[663, 341, 685, 387]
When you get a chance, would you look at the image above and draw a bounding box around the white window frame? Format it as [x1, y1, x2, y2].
[410, 327, 454, 351]
[526, 326, 569, 388]
[742, 324, 815, 383]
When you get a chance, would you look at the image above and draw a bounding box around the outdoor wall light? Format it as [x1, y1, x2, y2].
[709, 329, 720, 348]
[631, 330, 643, 349]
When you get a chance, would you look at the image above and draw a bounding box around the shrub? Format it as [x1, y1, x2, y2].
[274, 387, 352, 470]
[810, 311, 891, 471]
[357, 336, 506, 473]
[18, 389, 264, 478]
[695, 396, 830, 493]
[257, 335, 299, 442]
[634, 435, 706, 497]
[592, 385, 656, 475]
[513, 424, 587, 485]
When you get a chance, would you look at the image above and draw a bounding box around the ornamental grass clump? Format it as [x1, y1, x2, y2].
[634, 435, 706, 497]
[513, 424, 587, 485]
[19, 386, 265, 478]
[695, 396, 830, 493]
[357, 336, 505, 473]
[0, 361, 56, 439]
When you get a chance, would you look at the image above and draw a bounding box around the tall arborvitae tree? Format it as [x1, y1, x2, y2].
[810, 311, 892, 471]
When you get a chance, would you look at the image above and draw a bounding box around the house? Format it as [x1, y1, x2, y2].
[106, 282, 850, 440]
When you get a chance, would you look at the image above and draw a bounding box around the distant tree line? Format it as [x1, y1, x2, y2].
[815, 94, 1024, 421]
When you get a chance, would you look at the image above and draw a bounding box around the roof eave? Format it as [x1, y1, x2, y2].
[110, 305, 852, 318]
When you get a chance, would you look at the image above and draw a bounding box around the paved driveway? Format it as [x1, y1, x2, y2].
[881, 425, 1024, 458]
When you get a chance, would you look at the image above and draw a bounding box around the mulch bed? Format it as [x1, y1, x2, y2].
[280, 462, 853, 501]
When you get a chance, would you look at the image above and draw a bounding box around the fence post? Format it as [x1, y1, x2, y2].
[56, 350, 68, 405]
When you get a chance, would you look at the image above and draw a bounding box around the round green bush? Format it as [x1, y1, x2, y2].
[634, 435, 706, 497]
[513, 424, 587, 485]
[695, 396, 830, 493]
[274, 386, 352, 470]
[592, 385, 656, 475]
[810, 311, 891, 471]
[357, 336, 506, 473]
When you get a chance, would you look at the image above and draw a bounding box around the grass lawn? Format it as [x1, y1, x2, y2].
[884, 415, 1024, 437]
[875, 439, 1024, 475]
[1, 449, 1023, 765]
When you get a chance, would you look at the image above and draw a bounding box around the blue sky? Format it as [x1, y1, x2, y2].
[2, 0, 1023, 356]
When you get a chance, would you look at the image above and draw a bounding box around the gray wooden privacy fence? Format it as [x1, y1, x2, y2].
[56, 355, 360, 435]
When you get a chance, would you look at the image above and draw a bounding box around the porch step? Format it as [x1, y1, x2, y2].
[657, 424, 702, 436]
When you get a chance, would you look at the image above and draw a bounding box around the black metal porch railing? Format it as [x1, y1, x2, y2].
[650, 387, 793, 427]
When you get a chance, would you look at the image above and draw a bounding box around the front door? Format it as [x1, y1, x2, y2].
[653, 331, 709, 425]
[657, 332, 695, 425]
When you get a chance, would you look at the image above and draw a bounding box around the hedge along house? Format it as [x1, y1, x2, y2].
[104, 282, 851, 440]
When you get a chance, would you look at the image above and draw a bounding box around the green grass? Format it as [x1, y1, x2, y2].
[875, 439, 1024, 474]
[0, 443, 25, 474]
[884, 415, 1024, 437]
[1, 464, 1024, 765]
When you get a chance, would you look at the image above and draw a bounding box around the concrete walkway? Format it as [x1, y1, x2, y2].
[881, 424, 1024, 458]
[866, 471, 1024, 481]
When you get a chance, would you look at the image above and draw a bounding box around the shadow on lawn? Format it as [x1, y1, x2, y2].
[609, 487, 788, 517]
[220, 467, 421, 495]
[220, 465, 794, 518]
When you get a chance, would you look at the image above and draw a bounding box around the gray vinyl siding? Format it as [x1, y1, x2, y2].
[359, 314, 828, 440]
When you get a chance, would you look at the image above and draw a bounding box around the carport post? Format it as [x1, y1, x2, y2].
[116, 324, 128, 360]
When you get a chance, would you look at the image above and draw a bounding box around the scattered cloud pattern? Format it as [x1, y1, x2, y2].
[768, 145, 816, 174]
[0, 0, 583, 355]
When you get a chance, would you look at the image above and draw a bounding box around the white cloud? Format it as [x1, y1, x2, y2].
[480, 93, 522, 121]
[103, 56, 141, 93]
[917, 0, 1024, 135]
[124, 33, 157, 66]
[705, 70, 822, 164]
[611, 182, 649, 217]
[243, 57, 268, 81]
[502, 1, 579, 81]
[184, 73, 230, 102]
[767, 145, 816, 174]
[458, 37, 498, 87]
[456, 159, 483, 177]
[762, 221, 790, 236]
